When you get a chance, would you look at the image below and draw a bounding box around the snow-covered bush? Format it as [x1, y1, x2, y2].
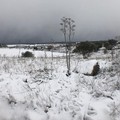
[109, 102, 120, 120]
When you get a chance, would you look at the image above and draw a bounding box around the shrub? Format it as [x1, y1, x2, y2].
[91, 62, 100, 76]
[22, 51, 34, 57]
[73, 41, 98, 58]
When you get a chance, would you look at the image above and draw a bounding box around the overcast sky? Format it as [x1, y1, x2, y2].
[0, 0, 120, 43]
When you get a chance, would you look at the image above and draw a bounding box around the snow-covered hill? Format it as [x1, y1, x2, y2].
[0, 48, 120, 120]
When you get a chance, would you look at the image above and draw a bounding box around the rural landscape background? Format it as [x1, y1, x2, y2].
[0, 0, 120, 120]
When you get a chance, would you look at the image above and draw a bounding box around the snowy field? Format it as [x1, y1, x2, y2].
[0, 47, 120, 120]
[0, 48, 65, 58]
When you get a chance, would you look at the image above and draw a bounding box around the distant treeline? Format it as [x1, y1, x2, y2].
[0, 43, 7, 47]
[73, 39, 117, 55]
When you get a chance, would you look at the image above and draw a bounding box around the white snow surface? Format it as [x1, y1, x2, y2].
[0, 48, 120, 120]
[0, 48, 65, 57]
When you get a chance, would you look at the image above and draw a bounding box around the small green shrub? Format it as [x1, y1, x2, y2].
[22, 51, 34, 57]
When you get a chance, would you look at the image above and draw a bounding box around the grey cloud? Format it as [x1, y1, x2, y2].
[0, 0, 120, 43]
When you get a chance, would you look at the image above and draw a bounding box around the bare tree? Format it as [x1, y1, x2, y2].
[60, 17, 75, 76]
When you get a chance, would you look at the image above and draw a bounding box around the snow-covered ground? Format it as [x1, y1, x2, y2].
[0, 47, 120, 120]
[0, 48, 65, 57]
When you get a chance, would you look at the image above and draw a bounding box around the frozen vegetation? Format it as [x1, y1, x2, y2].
[0, 46, 120, 120]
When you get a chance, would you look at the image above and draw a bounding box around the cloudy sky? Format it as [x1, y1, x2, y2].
[0, 0, 120, 43]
